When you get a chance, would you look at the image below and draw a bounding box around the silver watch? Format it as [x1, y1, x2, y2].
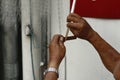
[44, 67, 59, 78]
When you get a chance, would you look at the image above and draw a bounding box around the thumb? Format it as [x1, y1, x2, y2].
[59, 37, 65, 46]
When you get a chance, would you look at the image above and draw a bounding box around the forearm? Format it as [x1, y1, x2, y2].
[44, 60, 60, 80]
[44, 34, 65, 80]
[88, 31, 120, 73]
[44, 72, 58, 80]
[44, 63, 59, 80]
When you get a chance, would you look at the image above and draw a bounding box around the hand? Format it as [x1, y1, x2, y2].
[113, 61, 120, 80]
[67, 13, 95, 40]
[48, 34, 66, 69]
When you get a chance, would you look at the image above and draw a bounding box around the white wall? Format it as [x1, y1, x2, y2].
[21, 0, 51, 80]
[51, 0, 120, 80]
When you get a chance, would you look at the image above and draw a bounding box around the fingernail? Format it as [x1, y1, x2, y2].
[60, 37, 64, 42]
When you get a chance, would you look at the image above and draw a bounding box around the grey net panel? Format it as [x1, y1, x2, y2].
[0, 0, 22, 80]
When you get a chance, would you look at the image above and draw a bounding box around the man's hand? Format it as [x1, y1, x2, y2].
[67, 13, 95, 40]
[67, 13, 120, 80]
[48, 34, 66, 69]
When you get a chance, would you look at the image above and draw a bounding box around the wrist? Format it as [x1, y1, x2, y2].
[88, 31, 99, 43]
[48, 62, 60, 69]
[44, 67, 59, 78]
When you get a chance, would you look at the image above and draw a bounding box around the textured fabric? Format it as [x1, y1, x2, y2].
[70, 0, 120, 19]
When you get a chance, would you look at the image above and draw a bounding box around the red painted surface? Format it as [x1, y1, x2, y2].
[70, 0, 120, 19]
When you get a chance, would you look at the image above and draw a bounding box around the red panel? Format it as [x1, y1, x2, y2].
[70, 0, 120, 19]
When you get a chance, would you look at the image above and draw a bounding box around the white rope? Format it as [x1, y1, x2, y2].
[65, 0, 77, 40]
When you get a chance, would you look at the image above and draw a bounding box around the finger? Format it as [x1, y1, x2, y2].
[59, 36, 65, 47]
[67, 22, 80, 30]
[60, 36, 65, 42]
[69, 13, 82, 19]
[51, 34, 61, 44]
[67, 16, 79, 23]
[70, 27, 78, 34]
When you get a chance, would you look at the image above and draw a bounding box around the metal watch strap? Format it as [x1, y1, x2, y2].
[44, 67, 59, 78]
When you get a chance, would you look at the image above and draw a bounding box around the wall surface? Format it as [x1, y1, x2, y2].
[21, 0, 50, 80]
[50, 0, 120, 80]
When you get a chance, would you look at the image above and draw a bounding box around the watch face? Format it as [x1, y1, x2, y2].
[70, 0, 120, 19]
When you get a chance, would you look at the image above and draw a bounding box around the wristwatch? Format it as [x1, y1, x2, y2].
[44, 67, 59, 78]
